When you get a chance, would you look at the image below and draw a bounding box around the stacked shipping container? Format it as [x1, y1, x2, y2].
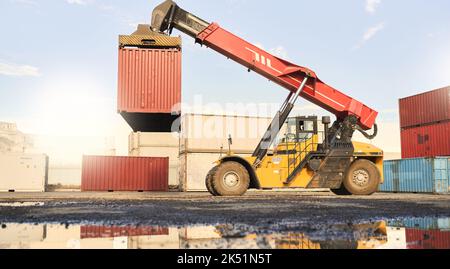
[399, 87, 450, 129]
[388, 217, 450, 230]
[179, 114, 272, 191]
[401, 122, 450, 159]
[386, 217, 450, 249]
[399, 86, 450, 159]
[379, 87, 449, 194]
[128, 132, 180, 187]
[406, 229, 450, 249]
[380, 157, 449, 194]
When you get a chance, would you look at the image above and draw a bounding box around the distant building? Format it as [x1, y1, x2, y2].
[0, 122, 34, 153]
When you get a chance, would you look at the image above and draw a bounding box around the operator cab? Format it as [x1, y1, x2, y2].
[283, 116, 319, 143]
[276, 115, 332, 155]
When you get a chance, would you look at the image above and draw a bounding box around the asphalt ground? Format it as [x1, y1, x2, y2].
[1, 191, 449, 227]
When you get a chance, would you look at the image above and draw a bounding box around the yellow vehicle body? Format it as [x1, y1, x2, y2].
[207, 116, 383, 196]
[275, 221, 387, 249]
[220, 134, 383, 190]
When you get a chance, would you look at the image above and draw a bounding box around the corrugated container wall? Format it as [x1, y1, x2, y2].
[401, 121, 450, 159]
[406, 229, 450, 249]
[388, 217, 450, 230]
[380, 157, 450, 194]
[181, 114, 273, 154]
[118, 47, 182, 132]
[128, 132, 180, 187]
[399, 87, 450, 129]
[80, 226, 169, 239]
[81, 156, 169, 192]
[118, 48, 181, 113]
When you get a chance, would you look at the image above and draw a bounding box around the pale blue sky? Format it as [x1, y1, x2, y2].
[1, 0, 449, 129]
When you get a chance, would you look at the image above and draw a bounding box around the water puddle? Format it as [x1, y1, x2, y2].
[0, 202, 45, 207]
[1, 217, 449, 249]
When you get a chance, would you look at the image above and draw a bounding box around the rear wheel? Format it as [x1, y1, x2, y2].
[211, 161, 250, 196]
[342, 159, 381, 195]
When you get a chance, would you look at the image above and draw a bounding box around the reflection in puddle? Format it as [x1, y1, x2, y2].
[0, 217, 449, 249]
[0, 202, 45, 207]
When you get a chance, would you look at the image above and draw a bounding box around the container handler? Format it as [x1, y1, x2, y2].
[150, 0, 384, 196]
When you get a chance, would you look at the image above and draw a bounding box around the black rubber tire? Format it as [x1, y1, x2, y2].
[211, 161, 250, 196]
[205, 166, 219, 196]
[330, 185, 352, 196]
[342, 159, 381, 196]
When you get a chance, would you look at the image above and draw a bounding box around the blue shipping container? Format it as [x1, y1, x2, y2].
[387, 217, 450, 230]
[380, 157, 450, 194]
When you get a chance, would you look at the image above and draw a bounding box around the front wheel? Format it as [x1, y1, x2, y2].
[342, 159, 381, 195]
[211, 161, 250, 196]
[205, 166, 219, 196]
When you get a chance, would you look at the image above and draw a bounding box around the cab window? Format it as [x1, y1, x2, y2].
[298, 120, 315, 140]
[283, 118, 316, 142]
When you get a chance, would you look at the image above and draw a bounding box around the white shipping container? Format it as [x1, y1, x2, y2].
[37, 225, 81, 249]
[180, 114, 272, 153]
[129, 132, 179, 151]
[167, 164, 181, 187]
[128, 228, 180, 249]
[179, 226, 222, 240]
[383, 152, 402, 161]
[129, 147, 179, 162]
[179, 152, 252, 192]
[376, 227, 407, 249]
[0, 224, 45, 246]
[47, 166, 82, 187]
[0, 153, 48, 192]
[129, 132, 180, 186]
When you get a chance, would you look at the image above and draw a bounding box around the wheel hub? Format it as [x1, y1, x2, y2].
[352, 169, 370, 187]
[223, 171, 240, 188]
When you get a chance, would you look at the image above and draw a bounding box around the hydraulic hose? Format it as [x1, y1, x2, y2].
[356, 124, 378, 140]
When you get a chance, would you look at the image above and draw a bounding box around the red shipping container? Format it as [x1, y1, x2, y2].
[118, 47, 182, 114]
[81, 156, 169, 192]
[401, 121, 450, 159]
[399, 86, 450, 129]
[406, 229, 450, 249]
[80, 225, 169, 239]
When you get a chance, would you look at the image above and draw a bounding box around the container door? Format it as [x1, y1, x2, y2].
[433, 158, 449, 194]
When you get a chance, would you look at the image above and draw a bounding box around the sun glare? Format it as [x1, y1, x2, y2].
[33, 79, 116, 137]
[16, 79, 132, 162]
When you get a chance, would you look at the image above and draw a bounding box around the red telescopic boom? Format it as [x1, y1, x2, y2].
[151, 0, 378, 131]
